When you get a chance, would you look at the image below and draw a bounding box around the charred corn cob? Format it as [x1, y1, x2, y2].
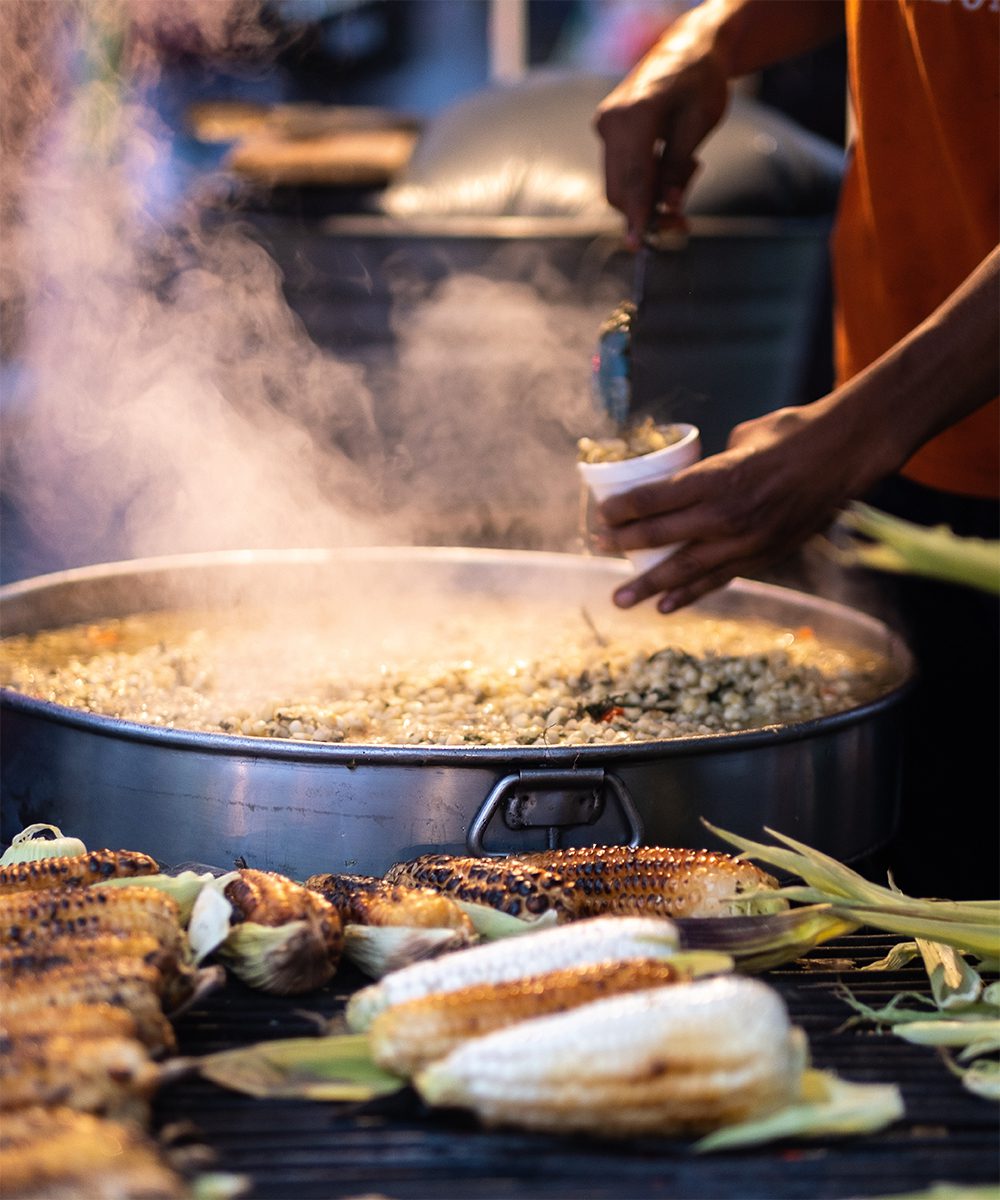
[0, 848, 159, 895]
[383, 853, 581, 921]
[346, 914, 680, 1031]
[0, 931, 175, 980]
[0, 884, 183, 953]
[0, 1032, 160, 1122]
[0, 1001, 139, 1044]
[415, 974, 806, 1137]
[220, 868, 343, 994]
[370, 953, 732, 1076]
[0, 1106, 187, 1199]
[305, 872, 476, 932]
[516, 845, 781, 918]
[0, 959, 176, 1053]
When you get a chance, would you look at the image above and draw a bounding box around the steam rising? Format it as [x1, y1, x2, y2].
[1, 0, 600, 579]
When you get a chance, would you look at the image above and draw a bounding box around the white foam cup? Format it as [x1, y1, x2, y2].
[577, 422, 701, 573]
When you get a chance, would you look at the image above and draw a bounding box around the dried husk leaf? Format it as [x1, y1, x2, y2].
[695, 1068, 904, 1152]
[860, 942, 921, 971]
[197, 1033, 403, 1101]
[343, 923, 477, 978]
[219, 920, 337, 995]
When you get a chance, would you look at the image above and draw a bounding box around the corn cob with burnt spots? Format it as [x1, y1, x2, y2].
[383, 853, 581, 922]
[415, 974, 807, 1137]
[346, 914, 681, 1031]
[0, 931, 178, 982]
[0, 1001, 140, 1045]
[0, 1106, 187, 1200]
[0, 849, 159, 895]
[0, 959, 177, 1053]
[219, 868, 343, 994]
[0, 884, 183, 954]
[516, 845, 782, 918]
[0, 1031, 162, 1122]
[369, 952, 732, 1076]
[305, 872, 475, 932]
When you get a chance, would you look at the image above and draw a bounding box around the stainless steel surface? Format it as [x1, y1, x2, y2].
[1, 547, 913, 877]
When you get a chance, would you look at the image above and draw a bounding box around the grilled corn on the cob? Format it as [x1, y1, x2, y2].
[220, 868, 343, 994]
[0, 1106, 187, 1199]
[0, 959, 176, 1053]
[517, 845, 781, 918]
[0, 849, 159, 895]
[415, 975, 806, 1137]
[0, 931, 174, 979]
[346, 914, 680, 1031]
[369, 953, 732, 1076]
[0, 884, 183, 953]
[383, 853, 580, 921]
[0, 1032, 160, 1122]
[0, 1001, 139, 1044]
[305, 872, 475, 932]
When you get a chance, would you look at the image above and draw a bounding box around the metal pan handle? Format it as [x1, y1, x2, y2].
[466, 767, 644, 856]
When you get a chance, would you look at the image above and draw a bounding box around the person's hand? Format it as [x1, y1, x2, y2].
[594, 21, 730, 246]
[593, 402, 891, 612]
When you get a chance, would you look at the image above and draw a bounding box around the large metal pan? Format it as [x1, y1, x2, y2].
[0, 547, 912, 876]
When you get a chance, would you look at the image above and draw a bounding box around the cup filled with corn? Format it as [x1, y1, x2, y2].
[577, 418, 701, 572]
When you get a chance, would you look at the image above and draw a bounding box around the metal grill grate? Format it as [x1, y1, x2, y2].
[154, 934, 999, 1199]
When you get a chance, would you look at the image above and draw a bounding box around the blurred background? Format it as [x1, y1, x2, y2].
[0, 0, 848, 585]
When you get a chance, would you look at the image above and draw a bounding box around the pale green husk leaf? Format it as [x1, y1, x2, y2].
[95, 871, 218, 926]
[343, 924, 476, 978]
[838, 502, 1000, 594]
[950, 1058, 1000, 1101]
[695, 1068, 903, 1152]
[705, 823, 1000, 960]
[188, 873, 239, 963]
[455, 901, 560, 939]
[894, 1020, 1000, 1049]
[197, 1033, 402, 1101]
[0, 824, 88, 864]
[869, 1185, 1000, 1200]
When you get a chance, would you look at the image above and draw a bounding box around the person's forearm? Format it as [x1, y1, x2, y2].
[639, 0, 844, 83]
[823, 245, 1000, 482]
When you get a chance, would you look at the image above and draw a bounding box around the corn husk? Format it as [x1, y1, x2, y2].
[893, 1020, 1000, 1050]
[190, 1175, 251, 1200]
[188, 873, 240, 962]
[96, 870, 219, 927]
[217, 920, 337, 995]
[455, 901, 560, 940]
[676, 904, 859, 972]
[705, 823, 1000, 960]
[872, 1187, 1000, 1200]
[343, 923, 477, 978]
[837, 502, 1000, 594]
[695, 1068, 902, 1152]
[946, 1058, 1000, 1101]
[837, 988, 999, 1027]
[860, 942, 922, 971]
[837, 985, 1000, 1101]
[197, 1033, 402, 1101]
[0, 823, 87, 864]
[916, 938, 984, 1010]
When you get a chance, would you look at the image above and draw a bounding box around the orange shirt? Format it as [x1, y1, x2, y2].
[832, 0, 999, 499]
